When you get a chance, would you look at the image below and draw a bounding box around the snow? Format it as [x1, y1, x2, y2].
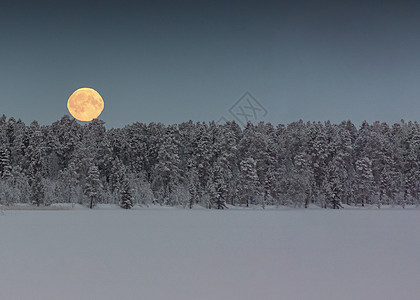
[1, 208, 420, 299]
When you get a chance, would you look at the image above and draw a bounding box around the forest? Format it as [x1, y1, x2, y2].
[0, 114, 419, 209]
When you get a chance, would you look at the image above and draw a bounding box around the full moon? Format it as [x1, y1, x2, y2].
[67, 88, 104, 122]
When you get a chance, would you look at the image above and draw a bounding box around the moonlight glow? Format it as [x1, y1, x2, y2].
[67, 88, 104, 122]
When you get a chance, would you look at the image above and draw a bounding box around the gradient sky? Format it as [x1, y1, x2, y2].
[1, 0, 420, 128]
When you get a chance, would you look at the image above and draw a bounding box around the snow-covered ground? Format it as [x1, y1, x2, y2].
[1, 207, 419, 300]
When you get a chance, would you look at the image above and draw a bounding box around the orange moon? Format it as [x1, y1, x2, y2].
[67, 88, 104, 121]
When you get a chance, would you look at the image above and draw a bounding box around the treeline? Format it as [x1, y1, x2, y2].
[0, 115, 419, 209]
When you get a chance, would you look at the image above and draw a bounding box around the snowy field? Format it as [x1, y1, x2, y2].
[1, 207, 420, 300]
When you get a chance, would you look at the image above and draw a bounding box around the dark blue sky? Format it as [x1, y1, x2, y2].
[1, 0, 420, 128]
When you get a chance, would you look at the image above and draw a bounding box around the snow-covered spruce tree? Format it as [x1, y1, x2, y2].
[85, 165, 102, 209]
[119, 178, 133, 209]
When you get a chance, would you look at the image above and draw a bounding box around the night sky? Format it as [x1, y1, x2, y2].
[1, 0, 420, 128]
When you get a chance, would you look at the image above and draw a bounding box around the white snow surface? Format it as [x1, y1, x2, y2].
[1, 207, 420, 300]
